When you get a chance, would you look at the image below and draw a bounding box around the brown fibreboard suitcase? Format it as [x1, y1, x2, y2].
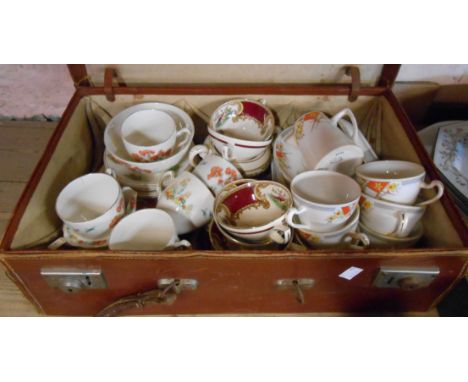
[1, 64, 467, 316]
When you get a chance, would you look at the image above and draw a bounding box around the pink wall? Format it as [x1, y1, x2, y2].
[0, 64, 74, 118]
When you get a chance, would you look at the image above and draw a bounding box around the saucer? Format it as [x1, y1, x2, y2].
[208, 220, 292, 251]
[103, 146, 192, 198]
[273, 126, 307, 185]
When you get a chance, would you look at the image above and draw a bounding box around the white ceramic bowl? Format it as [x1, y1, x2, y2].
[287, 170, 361, 232]
[104, 103, 194, 174]
[273, 126, 307, 185]
[359, 193, 426, 238]
[359, 221, 424, 248]
[209, 99, 275, 141]
[355, 160, 444, 206]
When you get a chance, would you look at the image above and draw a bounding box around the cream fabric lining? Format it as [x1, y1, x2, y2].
[86, 64, 384, 86]
[9, 94, 463, 249]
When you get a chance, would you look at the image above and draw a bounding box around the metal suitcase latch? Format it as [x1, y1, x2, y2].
[41, 268, 107, 293]
[276, 278, 315, 304]
[373, 267, 440, 291]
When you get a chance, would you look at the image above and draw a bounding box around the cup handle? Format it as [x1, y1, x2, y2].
[269, 224, 292, 244]
[416, 180, 444, 207]
[221, 144, 235, 161]
[330, 108, 359, 144]
[189, 145, 209, 167]
[122, 186, 137, 215]
[343, 232, 370, 250]
[392, 211, 409, 237]
[286, 207, 311, 231]
[158, 171, 175, 191]
[174, 128, 191, 150]
[105, 168, 117, 179]
[171, 239, 192, 249]
[48, 236, 67, 250]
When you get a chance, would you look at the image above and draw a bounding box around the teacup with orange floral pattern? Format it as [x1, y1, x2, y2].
[189, 145, 242, 195]
[121, 109, 190, 163]
[355, 160, 444, 206]
[287, 170, 361, 233]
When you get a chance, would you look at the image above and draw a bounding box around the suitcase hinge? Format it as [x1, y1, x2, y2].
[344, 65, 361, 102]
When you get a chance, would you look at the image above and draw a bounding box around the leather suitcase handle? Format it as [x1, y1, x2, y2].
[97, 280, 179, 317]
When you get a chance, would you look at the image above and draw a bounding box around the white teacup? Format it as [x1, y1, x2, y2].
[55, 173, 127, 239]
[189, 145, 242, 195]
[293, 109, 364, 175]
[207, 127, 272, 162]
[295, 207, 369, 249]
[359, 221, 424, 249]
[121, 109, 190, 162]
[109, 209, 191, 251]
[355, 160, 444, 206]
[157, 171, 215, 235]
[359, 194, 426, 238]
[287, 170, 361, 233]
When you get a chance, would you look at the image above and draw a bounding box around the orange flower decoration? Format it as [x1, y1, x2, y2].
[303, 112, 320, 121]
[367, 181, 389, 193]
[207, 166, 223, 180]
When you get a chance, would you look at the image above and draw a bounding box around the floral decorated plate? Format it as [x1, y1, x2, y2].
[273, 126, 307, 185]
[433, 122, 468, 201]
[418, 120, 462, 156]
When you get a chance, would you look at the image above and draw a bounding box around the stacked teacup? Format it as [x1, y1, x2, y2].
[103, 103, 195, 198]
[287, 171, 369, 249]
[355, 160, 444, 248]
[207, 99, 275, 177]
[211, 179, 294, 250]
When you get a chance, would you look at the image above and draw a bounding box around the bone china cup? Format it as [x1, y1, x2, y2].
[359, 194, 425, 238]
[359, 221, 424, 249]
[287, 171, 361, 233]
[355, 160, 444, 206]
[55, 173, 126, 239]
[157, 172, 215, 235]
[109, 209, 191, 251]
[189, 145, 242, 195]
[209, 99, 275, 142]
[121, 109, 190, 162]
[294, 109, 364, 175]
[214, 180, 293, 244]
[295, 207, 369, 249]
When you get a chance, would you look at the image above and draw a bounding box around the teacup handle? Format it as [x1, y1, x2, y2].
[330, 108, 359, 144]
[48, 236, 67, 250]
[391, 211, 409, 237]
[343, 232, 370, 250]
[286, 207, 312, 231]
[416, 180, 444, 207]
[269, 224, 292, 245]
[189, 145, 209, 166]
[221, 144, 236, 161]
[158, 171, 175, 191]
[170, 239, 192, 249]
[105, 168, 117, 179]
[122, 186, 137, 215]
[174, 128, 191, 150]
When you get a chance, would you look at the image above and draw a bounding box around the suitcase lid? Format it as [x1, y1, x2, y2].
[68, 64, 400, 89]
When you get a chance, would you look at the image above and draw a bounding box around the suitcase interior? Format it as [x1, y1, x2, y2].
[1, 89, 467, 315]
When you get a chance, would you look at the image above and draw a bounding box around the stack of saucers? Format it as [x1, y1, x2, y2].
[356, 160, 444, 248]
[206, 99, 274, 177]
[210, 179, 294, 250]
[103, 102, 195, 198]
